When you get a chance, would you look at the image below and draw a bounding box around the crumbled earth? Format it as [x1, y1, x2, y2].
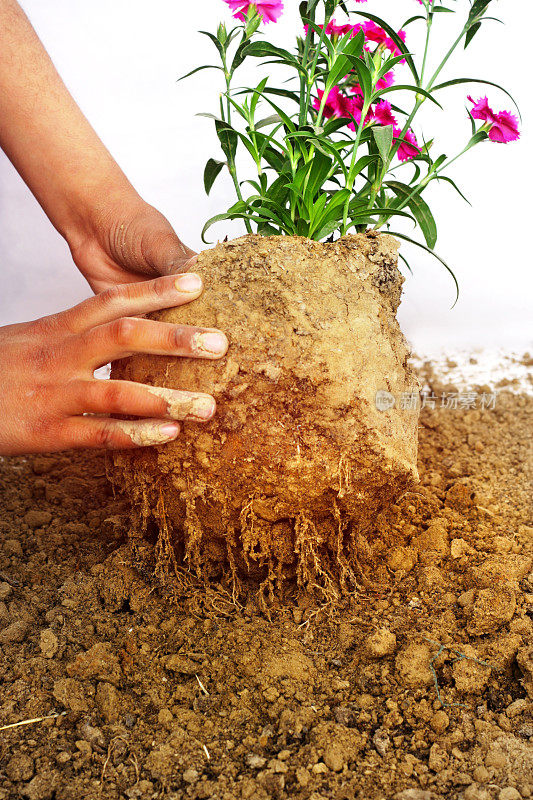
[0, 389, 532, 800]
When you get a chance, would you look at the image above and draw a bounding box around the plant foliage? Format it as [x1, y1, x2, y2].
[182, 0, 519, 293]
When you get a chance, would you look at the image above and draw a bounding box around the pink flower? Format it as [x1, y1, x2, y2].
[325, 19, 357, 37]
[373, 101, 397, 128]
[312, 87, 373, 131]
[313, 86, 354, 120]
[347, 94, 374, 130]
[363, 21, 406, 58]
[394, 127, 420, 161]
[468, 96, 520, 143]
[224, 0, 283, 24]
[349, 70, 394, 97]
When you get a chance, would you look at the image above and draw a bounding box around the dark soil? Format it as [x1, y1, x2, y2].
[0, 389, 532, 800]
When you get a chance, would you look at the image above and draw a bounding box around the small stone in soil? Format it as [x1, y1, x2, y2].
[23, 510, 52, 528]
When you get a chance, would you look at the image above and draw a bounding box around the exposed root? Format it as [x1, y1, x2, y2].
[336, 453, 353, 499]
[183, 494, 206, 580]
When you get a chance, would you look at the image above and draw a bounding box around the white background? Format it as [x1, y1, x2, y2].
[0, 0, 531, 354]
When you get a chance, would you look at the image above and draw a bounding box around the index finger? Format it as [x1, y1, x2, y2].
[62, 273, 204, 334]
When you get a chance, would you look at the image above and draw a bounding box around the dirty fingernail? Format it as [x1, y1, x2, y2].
[196, 332, 228, 355]
[189, 397, 216, 420]
[175, 273, 202, 293]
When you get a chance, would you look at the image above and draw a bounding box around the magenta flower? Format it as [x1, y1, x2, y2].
[373, 101, 397, 128]
[394, 127, 420, 161]
[325, 19, 357, 37]
[363, 21, 406, 58]
[313, 86, 354, 120]
[347, 94, 374, 130]
[349, 70, 394, 97]
[468, 96, 520, 143]
[224, 0, 284, 24]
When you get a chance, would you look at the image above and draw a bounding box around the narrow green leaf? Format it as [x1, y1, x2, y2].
[465, 22, 481, 48]
[386, 180, 438, 249]
[431, 78, 520, 118]
[434, 175, 471, 205]
[350, 11, 420, 86]
[377, 85, 442, 108]
[255, 114, 282, 130]
[178, 65, 223, 82]
[388, 231, 459, 306]
[199, 30, 225, 58]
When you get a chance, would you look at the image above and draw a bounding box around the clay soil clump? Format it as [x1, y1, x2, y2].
[112, 233, 419, 593]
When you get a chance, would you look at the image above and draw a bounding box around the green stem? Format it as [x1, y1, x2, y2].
[342, 102, 371, 234]
[299, 24, 313, 127]
[420, 8, 433, 84]
[378, 15, 470, 199]
[375, 137, 483, 231]
[222, 51, 252, 233]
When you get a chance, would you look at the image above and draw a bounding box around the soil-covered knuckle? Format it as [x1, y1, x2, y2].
[172, 323, 198, 353]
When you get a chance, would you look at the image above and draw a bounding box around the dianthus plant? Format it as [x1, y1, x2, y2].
[185, 0, 519, 287]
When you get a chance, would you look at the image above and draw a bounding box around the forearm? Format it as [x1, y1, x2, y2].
[0, 0, 136, 245]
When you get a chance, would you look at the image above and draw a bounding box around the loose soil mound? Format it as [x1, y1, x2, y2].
[0, 390, 532, 800]
[112, 233, 419, 594]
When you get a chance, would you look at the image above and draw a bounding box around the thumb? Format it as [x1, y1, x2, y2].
[141, 225, 198, 276]
[115, 205, 198, 277]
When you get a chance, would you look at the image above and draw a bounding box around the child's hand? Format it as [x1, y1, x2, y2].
[0, 273, 228, 455]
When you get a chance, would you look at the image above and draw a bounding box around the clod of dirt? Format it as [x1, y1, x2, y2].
[113, 235, 418, 592]
[111, 233, 419, 595]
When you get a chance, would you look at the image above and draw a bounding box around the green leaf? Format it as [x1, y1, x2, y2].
[250, 77, 268, 118]
[255, 114, 282, 130]
[350, 10, 420, 86]
[434, 175, 471, 205]
[199, 30, 226, 58]
[304, 151, 334, 206]
[178, 64, 222, 82]
[398, 252, 413, 275]
[372, 124, 394, 163]
[431, 78, 521, 118]
[465, 22, 481, 48]
[386, 180, 438, 249]
[215, 120, 238, 163]
[325, 30, 365, 96]
[243, 41, 307, 77]
[387, 231, 459, 306]
[377, 84, 443, 109]
[401, 15, 426, 27]
[204, 159, 225, 195]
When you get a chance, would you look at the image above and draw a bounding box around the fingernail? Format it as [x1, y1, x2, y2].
[158, 423, 180, 440]
[196, 332, 228, 355]
[175, 273, 202, 293]
[189, 396, 216, 420]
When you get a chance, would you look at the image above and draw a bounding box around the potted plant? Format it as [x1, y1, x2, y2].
[112, 0, 519, 595]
